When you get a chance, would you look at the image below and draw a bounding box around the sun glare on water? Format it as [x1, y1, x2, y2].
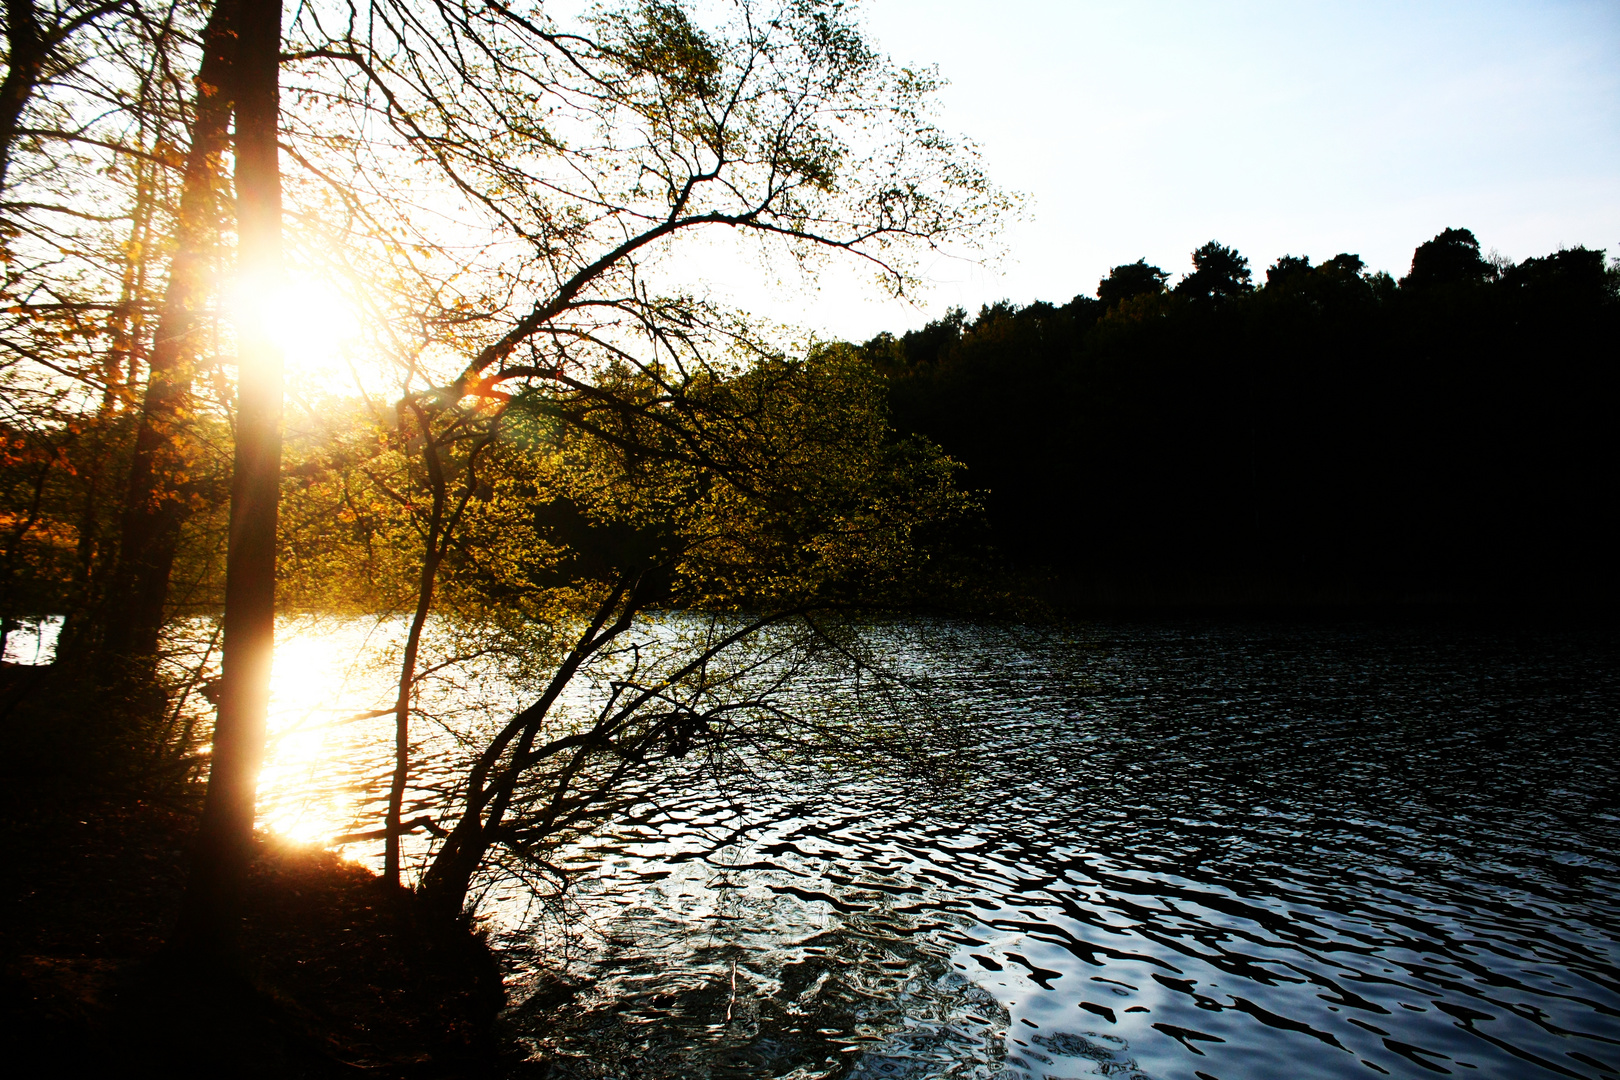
[256, 618, 400, 852]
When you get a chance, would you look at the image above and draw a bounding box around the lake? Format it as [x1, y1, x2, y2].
[253, 616, 1620, 1079]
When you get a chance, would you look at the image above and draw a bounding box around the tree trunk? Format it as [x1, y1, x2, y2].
[106, 137, 156, 410]
[387, 415, 496, 887]
[101, 0, 238, 664]
[56, 137, 157, 661]
[419, 834, 484, 920]
[385, 528, 441, 887]
[417, 581, 643, 918]
[0, 0, 44, 194]
[175, 0, 282, 956]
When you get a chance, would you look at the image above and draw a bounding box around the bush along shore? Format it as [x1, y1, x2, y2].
[2, 665, 509, 1078]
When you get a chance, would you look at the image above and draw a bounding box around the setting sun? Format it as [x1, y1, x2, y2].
[230, 276, 361, 382]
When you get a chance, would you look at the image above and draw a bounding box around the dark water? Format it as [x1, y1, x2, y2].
[488, 620, 1620, 1079]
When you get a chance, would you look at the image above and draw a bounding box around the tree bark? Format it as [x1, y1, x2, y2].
[56, 132, 157, 661]
[0, 0, 44, 194]
[386, 414, 495, 887]
[102, 0, 238, 664]
[417, 579, 644, 918]
[385, 471, 442, 887]
[3, 0, 132, 191]
[175, 0, 282, 955]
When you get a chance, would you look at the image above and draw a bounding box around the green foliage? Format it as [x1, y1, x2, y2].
[3, 0, 1001, 917]
[276, 345, 974, 629]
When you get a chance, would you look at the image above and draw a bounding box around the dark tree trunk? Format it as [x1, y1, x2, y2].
[386, 513, 442, 888]
[417, 579, 646, 919]
[419, 835, 483, 921]
[102, 0, 238, 664]
[57, 148, 156, 662]
[385, 415, 494, 887]
[0, 0, 44, 193]
[3, 0, 132, 191]
[175, 0, 282, 956]
[385, 404, 448, 888]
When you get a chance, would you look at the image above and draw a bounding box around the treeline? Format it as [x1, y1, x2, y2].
[857, 229, 1620, 605]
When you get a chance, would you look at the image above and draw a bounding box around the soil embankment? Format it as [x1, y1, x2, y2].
[2, 666, 509, 1077]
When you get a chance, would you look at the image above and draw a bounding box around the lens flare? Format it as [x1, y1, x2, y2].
[229, 276, 361, 383]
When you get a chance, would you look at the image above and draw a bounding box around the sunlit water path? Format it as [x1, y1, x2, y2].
[256, 617, 1620, 1079]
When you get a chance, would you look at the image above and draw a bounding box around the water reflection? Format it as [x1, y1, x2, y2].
[1, 614, 61, 665]
[258, 616, 408, 846]
[254, 617, 1620, 1079]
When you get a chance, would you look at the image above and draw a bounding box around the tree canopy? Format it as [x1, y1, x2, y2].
[1174, 239, 1253, 301]
[1401, 226, 1493, 290]
[1097, 258, 1168, 309]
[861, 230, 1619, 605]
[1, 0, 1000, 924]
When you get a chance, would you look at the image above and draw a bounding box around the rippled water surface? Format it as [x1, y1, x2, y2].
[262, 619, 1620, 1079]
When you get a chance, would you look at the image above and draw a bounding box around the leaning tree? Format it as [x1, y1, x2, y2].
[269, 0, 1004, 898]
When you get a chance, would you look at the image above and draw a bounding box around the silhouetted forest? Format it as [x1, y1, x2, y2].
[858, 229, 1620, 605]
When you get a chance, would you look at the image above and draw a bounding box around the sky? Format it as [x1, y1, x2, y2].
[718, 0, 1620, 342]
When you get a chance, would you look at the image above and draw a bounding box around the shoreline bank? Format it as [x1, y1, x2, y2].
[2, 685, 508, 1078]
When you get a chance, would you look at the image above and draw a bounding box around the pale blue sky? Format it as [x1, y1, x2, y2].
[771, 0, 1620, 340]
